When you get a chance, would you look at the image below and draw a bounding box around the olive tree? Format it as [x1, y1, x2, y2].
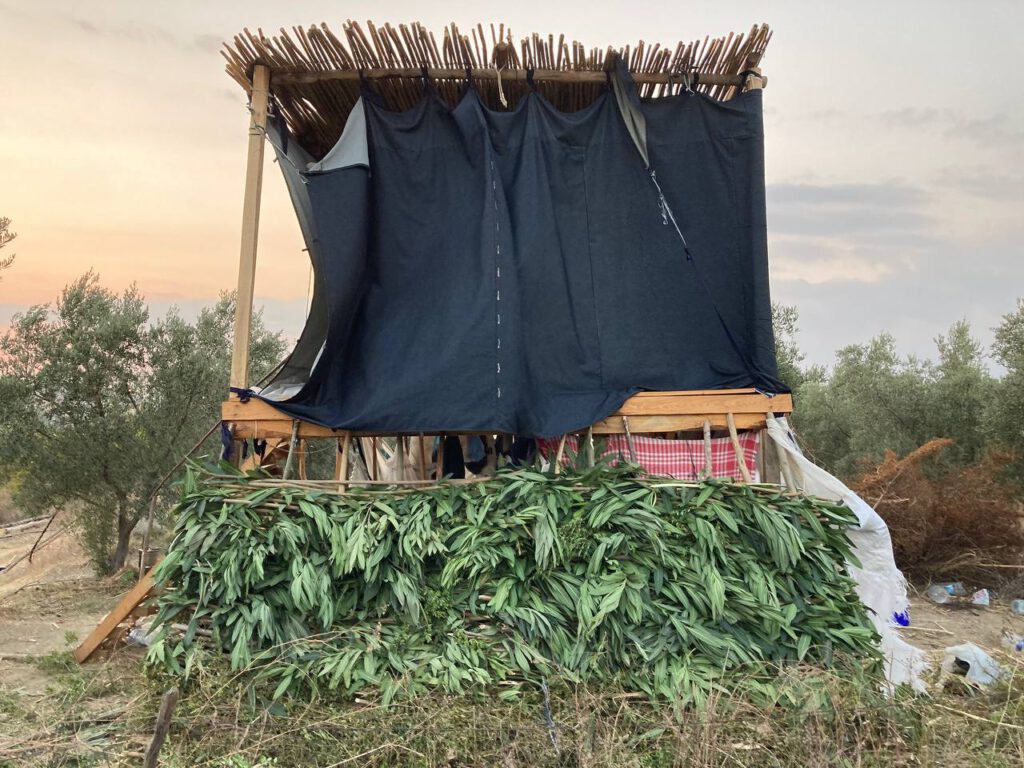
[0, 273, 285, 572]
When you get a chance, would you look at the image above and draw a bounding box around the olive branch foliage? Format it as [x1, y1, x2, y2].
[146, 461, 879, 706]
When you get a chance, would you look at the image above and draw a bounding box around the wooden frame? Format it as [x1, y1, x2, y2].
[223, 52, 783, 477]
[222, 389, 792, 440]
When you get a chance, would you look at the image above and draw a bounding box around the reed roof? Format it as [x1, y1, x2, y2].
[223, 21, 772, 158]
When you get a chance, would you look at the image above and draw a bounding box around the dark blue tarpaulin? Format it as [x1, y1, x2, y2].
[258, 66, 784, 436]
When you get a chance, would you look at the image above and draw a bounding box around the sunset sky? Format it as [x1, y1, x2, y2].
[1, 1, 1021, 366]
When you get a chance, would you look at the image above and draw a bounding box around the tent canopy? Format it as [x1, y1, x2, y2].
[225, 22, 785, 437]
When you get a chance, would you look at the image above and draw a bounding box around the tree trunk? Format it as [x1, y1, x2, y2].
[111, 511, 137, 572]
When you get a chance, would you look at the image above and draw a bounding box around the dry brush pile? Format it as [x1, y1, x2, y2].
[852, 439, 1024, 582]
[146, 463, 879, 705]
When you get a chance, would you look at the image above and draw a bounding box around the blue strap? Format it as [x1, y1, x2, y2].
[229, 386, 254, 403]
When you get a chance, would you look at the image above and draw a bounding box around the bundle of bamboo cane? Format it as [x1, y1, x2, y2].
[223, 21, 771, 158]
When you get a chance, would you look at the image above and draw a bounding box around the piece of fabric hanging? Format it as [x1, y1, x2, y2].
[439, 436, 466, 479]
[538, 432, 758, 481]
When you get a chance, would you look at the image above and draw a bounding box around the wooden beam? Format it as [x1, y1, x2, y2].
[229, 63, 270, 391]
[222, 390, 793, 437]
[591, 412, 769, 434]
[272, 67, 759, 89]
[616, 391, 792, 416]
[75, 566, 158, 664]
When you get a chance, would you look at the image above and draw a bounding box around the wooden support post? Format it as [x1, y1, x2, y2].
[622, 417, 637, 462]
[297, 439, 308, 480]
[396, 436, 406, 481]
[762, 423, 781, 485]
[229, 63, 270, 392]
[553, 434, 568, 475]
[702, 419, 713, 478]
[726, 413, 753, 483]
[282, 420, 299, 480]
[417, 434, 427, 481]
[585, 426, 595, 467]
[437, 434, 446, 479]
[336, 433, 351, 491]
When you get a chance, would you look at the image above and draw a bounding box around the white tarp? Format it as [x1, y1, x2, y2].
[766, 416, 928, 691]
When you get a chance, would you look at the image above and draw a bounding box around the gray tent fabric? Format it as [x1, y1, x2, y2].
[609, 59, 649, 169]
[258, 112, 321, 399]
[259, 102, 369, 399]
[309, 98, 370, 172]
[255, 63, 784, 436]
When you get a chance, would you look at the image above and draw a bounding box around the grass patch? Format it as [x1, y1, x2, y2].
[0, 652, 1022, 766]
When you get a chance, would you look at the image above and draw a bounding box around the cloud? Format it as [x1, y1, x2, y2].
[937, 165, 1024, 201]
[770, 242, 894, 284]
[769, 182, 928, 208]
[767, 181, 936, 249]
[64, 12, 226, 55]
[70, 15, 178, 47]
[881, 107, 1024, 147]
[766, 180, 940, 291]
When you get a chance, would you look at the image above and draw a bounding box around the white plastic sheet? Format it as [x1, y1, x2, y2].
[766, 416, 928, 691]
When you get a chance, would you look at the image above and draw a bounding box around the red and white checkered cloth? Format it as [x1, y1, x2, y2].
[537, 432, 759, 481]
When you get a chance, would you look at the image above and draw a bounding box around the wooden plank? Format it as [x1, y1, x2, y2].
[591, 412, 766, 434]
[617, 392, 792, 416]
[629, 389, 758, 397]
[222, 390, 793, 435]
[229, 63, 270, 390]
[226, 411, 773, 438]
[74, 567, 158, 664]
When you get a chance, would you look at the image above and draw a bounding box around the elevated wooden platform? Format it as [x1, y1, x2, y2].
[223, 389, 792, 439]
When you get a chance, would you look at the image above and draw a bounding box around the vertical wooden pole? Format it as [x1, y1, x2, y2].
[726, 413, 753, 483]
[756, 428, 767, 482]
[230, 64, 271, 391]
[336, 433, 351, 492]
[553, 434, 568, 475]
[702, 419, 713, 479]
[621, 417, 637, 462]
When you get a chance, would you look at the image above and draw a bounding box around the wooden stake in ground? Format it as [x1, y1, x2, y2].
[143, 687, 179, 768]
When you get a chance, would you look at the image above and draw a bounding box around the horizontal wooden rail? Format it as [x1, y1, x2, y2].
[270, 67, 761, 88]
[222, 390, 792, 439]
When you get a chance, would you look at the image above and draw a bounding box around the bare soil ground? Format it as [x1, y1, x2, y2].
[0, 520, 124, 697]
